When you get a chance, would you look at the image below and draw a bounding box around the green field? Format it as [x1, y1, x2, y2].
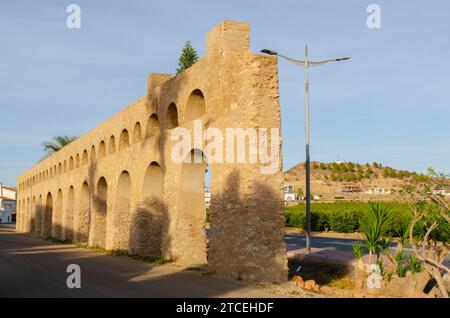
[285, 201, 449, 241]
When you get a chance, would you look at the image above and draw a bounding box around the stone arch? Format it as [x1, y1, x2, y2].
[64, 186, 75, 241]
[42, 192, 53, 238]
[30, 196, 36, 232]
[119, 129, 130, 150]
[185, 89, 206, 122]
[35, 195, 43, 236]
[166, 103, 179, 129]
[58, 163, 62, 175]
[82, 150, 88, 165]
[26, 198, 30, 232]
[98, 141, 106, 159]
[75, 154, 80, 168]
[109, 135, 116, 154]
[178, 148, 208, 265]
[130, 162, 164, 256]
[146, 114, 160, 138]
[133, 122, 142, 143]
[63, 160, 67, 173]
[69, 156, 74, 170]
[52, 189, 63, 239]
[76, 182, 91, 243]
[91, 177, 108, 248]
[90, 145, 96, 162]
[113, 171, 132, 250]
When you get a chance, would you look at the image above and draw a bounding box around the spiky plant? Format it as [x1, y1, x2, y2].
[352, 242, 365, 260]
[360, 202, 392, 264]
[407, 254, 423, 273]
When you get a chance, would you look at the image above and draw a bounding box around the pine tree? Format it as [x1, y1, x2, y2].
[176, 41, 199, 74]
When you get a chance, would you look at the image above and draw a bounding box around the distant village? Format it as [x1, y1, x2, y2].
[282, 161, 450, 203]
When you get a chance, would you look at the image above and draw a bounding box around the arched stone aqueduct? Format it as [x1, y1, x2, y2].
[16, 21, 288, 282]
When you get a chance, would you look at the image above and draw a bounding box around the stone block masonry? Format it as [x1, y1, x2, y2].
[16, 21, 288, 282]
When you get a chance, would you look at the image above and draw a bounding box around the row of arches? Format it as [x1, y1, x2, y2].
[18, 89, 207, 192]
[18, 162, 167, 256]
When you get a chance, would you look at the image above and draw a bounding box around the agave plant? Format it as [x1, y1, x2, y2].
[394, 250, 406, 265]
[359, 202, 392, 264]
[352, 242, 365, 260]
[407, 254, 423, 273]
[397, 264, 408, 278]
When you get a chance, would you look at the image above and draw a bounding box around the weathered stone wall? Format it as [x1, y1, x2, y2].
[16, 21, 287, 282]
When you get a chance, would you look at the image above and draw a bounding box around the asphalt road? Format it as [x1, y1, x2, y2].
[284, 234, 363, 253]
[0, 225, 278, 298]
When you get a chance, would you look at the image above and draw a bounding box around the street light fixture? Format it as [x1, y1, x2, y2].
[261, 45, 350, 254]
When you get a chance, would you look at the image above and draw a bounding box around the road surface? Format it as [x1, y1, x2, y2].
[0, 225, 279, 298]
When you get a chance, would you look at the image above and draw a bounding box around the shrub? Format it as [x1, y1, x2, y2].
[284, 202, 448, 240]
[407, 254, 423, 273]
[352, 243, 365, 259]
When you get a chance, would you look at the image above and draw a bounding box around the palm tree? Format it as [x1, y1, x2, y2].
[41, 135, 77, 160]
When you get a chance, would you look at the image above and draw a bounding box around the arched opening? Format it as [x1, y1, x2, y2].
[178, 149, 209, 265]
[64, 186, 75, 242]
[90, 145, 96, 162]
[113, 171, 131, 250]
[42, 193, 53, 238]
[34, 195, 43, 236]
[76, 182, 91, 243]
[185, 89, 206, 122]
[98, 141, 106, 159]
[146, 114, 160, 138]
[91, 177, 108, 248]
[52, 189, 63, 239]
[119, 130, 129, 150]
[75, 154, 80, 168]
[166, 103, 179, 129]
[130, 162, 164, 256]
[26, 198, 30, 232]
[49, 168, 53, 178]
[63, 160, 67, 173]
[69, 157, 74, 170]
[30, 196, 36, 233]
[82, 150, 88, 165]
[109, 136, 116, 154]
[133, 122, 142, 143]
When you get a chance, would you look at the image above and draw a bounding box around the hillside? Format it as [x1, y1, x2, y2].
[284, 161, 431, 201]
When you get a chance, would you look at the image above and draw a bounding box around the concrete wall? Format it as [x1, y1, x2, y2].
[16, 21, 287, 282]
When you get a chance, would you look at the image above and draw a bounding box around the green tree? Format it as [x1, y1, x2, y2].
[176, 41, 199, 74]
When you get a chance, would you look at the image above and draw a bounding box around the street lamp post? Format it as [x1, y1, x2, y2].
[261, 46, 350, 254]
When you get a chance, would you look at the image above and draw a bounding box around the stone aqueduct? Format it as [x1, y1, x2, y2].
[16, 21, 288, 282]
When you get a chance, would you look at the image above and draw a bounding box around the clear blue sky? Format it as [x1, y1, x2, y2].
[1, 0, 449, 187]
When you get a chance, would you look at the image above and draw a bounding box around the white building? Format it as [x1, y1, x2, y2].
[284, 185, 298, 202]
[0, 185, 16, 224]
[205, 187, 211, 204]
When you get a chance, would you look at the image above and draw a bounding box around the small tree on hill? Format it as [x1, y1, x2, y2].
[176, 41, 199, 74]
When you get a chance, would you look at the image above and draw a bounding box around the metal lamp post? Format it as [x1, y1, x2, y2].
[261, 46, 350, 254]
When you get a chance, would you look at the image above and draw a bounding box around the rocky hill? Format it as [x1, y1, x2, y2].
[284, 161, 431, 201]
